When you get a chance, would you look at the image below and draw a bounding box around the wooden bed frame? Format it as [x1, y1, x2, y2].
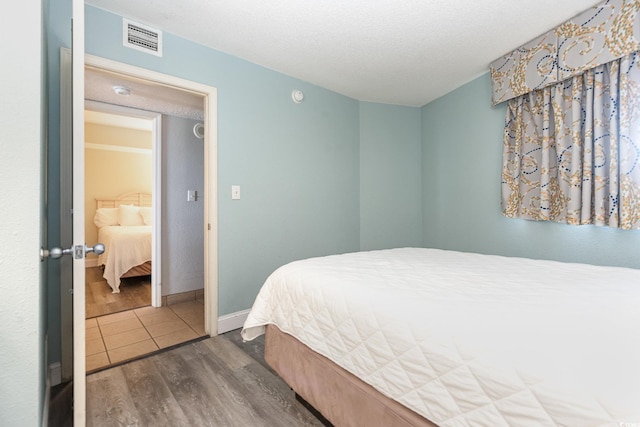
[265, 325, 439, 427]
[96, 192, 152, 278]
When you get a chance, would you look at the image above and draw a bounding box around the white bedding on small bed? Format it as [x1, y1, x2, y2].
[97, 225, 151, 293]
[242, 248, 640, 427]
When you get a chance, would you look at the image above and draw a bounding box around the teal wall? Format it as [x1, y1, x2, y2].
[83, 5, 362, 314]
[421, 73, 640, 268]
[359, 102, 422, 249]
[46, 3, 423, 367]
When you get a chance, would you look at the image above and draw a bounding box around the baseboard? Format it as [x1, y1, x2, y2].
[85, 258, 99, 268]
[217, 309, 251, 334]
[49, 362, 61, 387]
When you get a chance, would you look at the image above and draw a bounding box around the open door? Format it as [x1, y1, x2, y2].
[46, 1, 89, 423]
[72, 0, 87, 423]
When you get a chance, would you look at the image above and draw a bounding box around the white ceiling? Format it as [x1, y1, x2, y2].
[85, 67, 205, 120]
[85, 0, 602, 107]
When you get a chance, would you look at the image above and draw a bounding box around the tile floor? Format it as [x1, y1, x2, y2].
[86, 299, 205, 372]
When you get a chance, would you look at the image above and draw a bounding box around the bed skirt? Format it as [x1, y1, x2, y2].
[264, 325, 439, 427]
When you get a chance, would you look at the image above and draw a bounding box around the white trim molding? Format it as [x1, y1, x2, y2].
[85, 142, 152, 155]
[217, 309, 251, 334]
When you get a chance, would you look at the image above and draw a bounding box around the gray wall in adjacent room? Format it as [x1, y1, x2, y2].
[162, 115, 205, 295]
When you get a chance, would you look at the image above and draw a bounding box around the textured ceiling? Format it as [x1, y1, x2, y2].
[85, 0, 602, 107]
[85, 67, 205, 120]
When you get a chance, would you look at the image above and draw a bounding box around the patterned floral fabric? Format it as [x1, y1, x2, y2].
[491, 0, 640, 106]
[502, 51, 640, 229]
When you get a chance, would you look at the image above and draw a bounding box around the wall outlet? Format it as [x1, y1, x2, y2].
[187, 190, 197, 202]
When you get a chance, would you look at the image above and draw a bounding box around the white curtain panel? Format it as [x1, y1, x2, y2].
[502, 51, 640, 229]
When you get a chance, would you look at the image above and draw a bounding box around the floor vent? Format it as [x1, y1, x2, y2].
[123, 18, 163, 57]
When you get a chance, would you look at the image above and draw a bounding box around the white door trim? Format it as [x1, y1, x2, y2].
[84, 100, 163, 308]
[84, 54, 219, 336]
[72, 0, 86, 424]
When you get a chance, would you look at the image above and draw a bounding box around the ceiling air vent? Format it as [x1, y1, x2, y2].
[123, 19, 162, 57]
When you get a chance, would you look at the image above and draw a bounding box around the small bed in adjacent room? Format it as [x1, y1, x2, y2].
[242, 248, 640, 427]
[94, 192, 152, 293]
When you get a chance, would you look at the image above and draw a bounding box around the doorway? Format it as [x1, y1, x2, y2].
[84, 103, 157, 319]
[82, 63, 214, 371]
[58, 50, 219, 408]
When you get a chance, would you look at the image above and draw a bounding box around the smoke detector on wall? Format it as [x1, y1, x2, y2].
[193, 123, 205, 139]
[291, 90, 304, 104]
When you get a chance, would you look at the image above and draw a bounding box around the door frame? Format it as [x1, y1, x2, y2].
[83, 53, 219, 336]
[84, 99, 163, 308]
[67, 51, 218, 424]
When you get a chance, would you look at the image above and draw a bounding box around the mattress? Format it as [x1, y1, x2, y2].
[97, 225, 152, 293]
[242, 248, 640, 427]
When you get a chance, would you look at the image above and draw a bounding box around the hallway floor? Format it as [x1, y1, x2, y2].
[86, 299, 205, 372]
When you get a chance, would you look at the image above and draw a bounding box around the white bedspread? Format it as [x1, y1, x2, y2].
[242, 248, 640, 427]
[97, 225, 151, 293]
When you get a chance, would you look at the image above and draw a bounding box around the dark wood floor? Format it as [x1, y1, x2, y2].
[86, 329, 326, 426]
[86, 267, 151, 318]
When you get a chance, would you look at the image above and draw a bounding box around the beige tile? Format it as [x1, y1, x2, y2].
[96, 310, 136, 326]
[153, 328, 199, 349]
[133, 305, 163, 317]
[175, 309, 204, 323]
[146, 319, 190, 338]
[188, 322, 206, 337]
[103, 327, 152, 350]
[86, 338, 106, 356]
[86, 352, 110, 371]
[169, 300, 203, 317]
[138, 309, 180, 327]
[86, 318, 98, 329]
[100, 317, 143, 337]
[182, 313, 205, 336]
[108, 339, 158, 364]
[86, 327, 102, 341]
[166, 291, 196, 306]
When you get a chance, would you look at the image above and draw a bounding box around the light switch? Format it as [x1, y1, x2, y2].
[187, 190, 197, 202]
[231, 185, 241, 200]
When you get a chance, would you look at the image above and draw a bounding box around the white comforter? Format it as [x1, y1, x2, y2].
[242, 248, 640, 427]
[97, 225, 151, 293]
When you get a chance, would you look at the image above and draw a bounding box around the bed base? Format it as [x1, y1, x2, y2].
[120, 260, 152, 279]
[264, 325, 439, 427]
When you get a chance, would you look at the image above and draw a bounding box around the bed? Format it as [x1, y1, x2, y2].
[242, 248, 640, 427]
[94, 192, 152, 293]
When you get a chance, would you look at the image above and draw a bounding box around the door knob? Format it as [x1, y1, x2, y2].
[86, 243, 105, 255]
[40, 246, 73, 260]
[40, 243, 105, 261]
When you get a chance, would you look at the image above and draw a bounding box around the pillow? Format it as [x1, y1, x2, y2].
[139, 207, 153, 225]
[118, 204, 145, 226]
[93, 208, 119, 228]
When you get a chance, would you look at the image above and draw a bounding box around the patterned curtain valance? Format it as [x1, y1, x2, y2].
[490, 0, 640, 106]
